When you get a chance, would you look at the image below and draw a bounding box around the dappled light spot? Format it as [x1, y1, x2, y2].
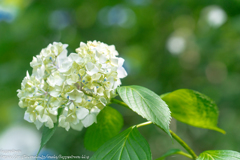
[49, 10, 71, 30]
[98, 5, 136, 28]
[0, 125, 41, 156]
[127, 0, 151, 6]
[202, 5, 227, 28]
[167, 36, 186, 55]
[0, 6, 17, 22]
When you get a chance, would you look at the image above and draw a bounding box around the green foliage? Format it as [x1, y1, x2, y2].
[37, 126, 57, 156]
[156, 149, 181, 160]
[117, 85, 171, 137]
[84, 106, 123, 151]
[156, 149, 194, 159]
[90, 126, 152, 160]
[37, 108, 63, 156]
[197, 150, 240, 160]
[162, 89, 225, 134]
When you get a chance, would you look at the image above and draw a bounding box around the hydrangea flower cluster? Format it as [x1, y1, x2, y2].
[17, 41, 127, 131]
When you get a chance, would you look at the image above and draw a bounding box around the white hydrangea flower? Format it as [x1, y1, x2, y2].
[17, 41, 127, 131]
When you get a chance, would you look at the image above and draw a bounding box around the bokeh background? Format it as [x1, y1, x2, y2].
[0, 0, 240, 159]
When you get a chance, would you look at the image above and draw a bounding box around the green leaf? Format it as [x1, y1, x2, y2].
[117, 85, 171, 137]
[197, 150, 240, 160]
[156, 149, 193, 160]
[156, 149, 181, 160]
[161, 89, 225, 134]
[90, 126, 152, 160]
[37, 108, 63, 156]
[84, 106, 123, 151]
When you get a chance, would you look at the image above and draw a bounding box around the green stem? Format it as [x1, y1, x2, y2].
[156, 150, 193, 160]
[111, 99, 130, 109]
[136, 121, 153, 128]
[170, 130, 197, 160]
[178, 151, 193, 159]
[112, 99, 198, 160]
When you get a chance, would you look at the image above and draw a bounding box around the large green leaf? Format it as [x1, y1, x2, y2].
[84, 106, 123, 151]
[37, 108, 63, 156]
[117, 85, 171, 137]
[90, 126, 152, 160]
[161, 89, 225, 134]
[197, 150, 240, 160]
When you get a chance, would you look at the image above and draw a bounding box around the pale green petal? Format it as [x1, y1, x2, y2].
[118, 57, 125, 66]
[99, 97, 107, 106]
[38, 114, 48, 123]
[110, 57, 119, 66]
[86, 62, 99, 76]
[59, 115, 70, 131]
[80, 42, 86, 47]
[70, 122, 84, 131]
[35, 105, 44, 115]
[34, 119, 43, 130]
[92, 73, 101, 80]
[24, 112, 32, 123]
[66, 74, 78, 85]
[29, 113, 36, 122]
[96, 51, 107, 63]
[49, 87, 61, 97]
[81, 114, 97, 127]
[76, 107, 89, 120]
[69, 103, 75, 110]
[117, 66, 127, 78]
[56, 51, 72, 72]
[48, 108, 58, 116]
[68, 89, 84, 103]
[69, 53, 82, 64]
[47, 73, 64, 87]
[90, 106, 101, 115]
[45, 117, 54, 129]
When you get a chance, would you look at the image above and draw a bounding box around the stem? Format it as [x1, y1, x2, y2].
[111, 99, 130, 109]
[136, 121, 152, 128]
[156, 150, 193, 160]
[178, 151, 193, 159]
[170, 130, 198, 160]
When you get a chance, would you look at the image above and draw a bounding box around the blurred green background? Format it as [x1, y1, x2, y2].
[0, 0, 240, 159]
